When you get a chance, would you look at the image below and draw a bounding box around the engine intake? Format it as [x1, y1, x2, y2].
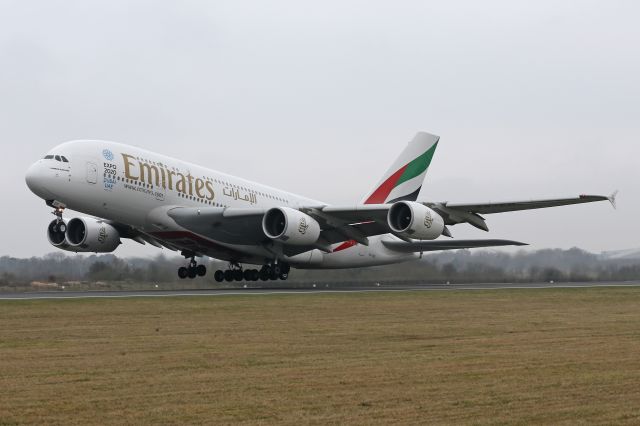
[388, 201, 445, 240]
[65, 217, 121, 253]
[47, 219, 71, 250]
[262, 207, 321, 245]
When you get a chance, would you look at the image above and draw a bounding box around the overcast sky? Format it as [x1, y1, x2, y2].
[1, 0, 637, 258]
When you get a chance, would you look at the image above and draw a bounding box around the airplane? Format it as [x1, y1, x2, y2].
[25, 132, 616, 282]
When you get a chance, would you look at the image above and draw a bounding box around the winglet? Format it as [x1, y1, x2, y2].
[608, 190, 618, 209]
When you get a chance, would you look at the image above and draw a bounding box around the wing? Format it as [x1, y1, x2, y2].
[426, 192, 617, 231]
[109, 214, 257, 261]
[165, 205, 391, 256]
[436, 194, 614, 215]
[108, 222, 181, 251]
[382, 239, 527, 253]
[300, 193, 616, 237]
[163, 191, 614, 255]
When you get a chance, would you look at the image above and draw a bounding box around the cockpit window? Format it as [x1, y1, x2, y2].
[44, 155, 54, 159]
[61, 156, 69, 162]
[54, 155, 61, 162]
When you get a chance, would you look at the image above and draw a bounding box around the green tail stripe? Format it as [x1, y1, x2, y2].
[395, 143, 438, 187]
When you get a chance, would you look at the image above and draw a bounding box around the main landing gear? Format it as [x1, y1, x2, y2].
[178, 256, 207, 279]
[213, 262, 290, 283]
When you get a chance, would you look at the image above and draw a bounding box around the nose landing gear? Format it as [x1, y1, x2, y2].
[50, 204, 66, 233]
[178, 256, 207, 279]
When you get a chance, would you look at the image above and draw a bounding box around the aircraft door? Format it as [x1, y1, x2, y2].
[86, 162, 98, 184]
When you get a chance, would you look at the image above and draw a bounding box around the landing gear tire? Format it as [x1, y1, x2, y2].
[211, 265, 265, 284]
[178, 267, 188, 279]
[178, 254, 206, 280]
[196, 265, 207, 277]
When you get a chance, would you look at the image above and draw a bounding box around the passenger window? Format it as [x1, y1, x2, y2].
[61, 156, 69, 162]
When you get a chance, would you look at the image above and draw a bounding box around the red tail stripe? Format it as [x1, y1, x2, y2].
[364, 164, 408, 204]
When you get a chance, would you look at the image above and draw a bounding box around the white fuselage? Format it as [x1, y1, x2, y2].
[26, 140, 416, 269]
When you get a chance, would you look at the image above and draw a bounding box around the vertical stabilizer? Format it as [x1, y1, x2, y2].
[361, 132, 439, 204]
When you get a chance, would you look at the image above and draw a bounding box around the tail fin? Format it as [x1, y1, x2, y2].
[361, 132, 439, 204]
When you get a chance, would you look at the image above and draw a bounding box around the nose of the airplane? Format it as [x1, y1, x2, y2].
[25, 162, 40, 192]
[25, 161, 51, 198]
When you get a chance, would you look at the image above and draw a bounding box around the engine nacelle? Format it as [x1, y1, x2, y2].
[65, 217, 121, 253]
[387, 201, 445, 240]
[262, 207, 321, 245]
[47, 219, 71, 250]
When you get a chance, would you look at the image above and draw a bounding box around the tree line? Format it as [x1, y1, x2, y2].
[1, 247, 639, 287]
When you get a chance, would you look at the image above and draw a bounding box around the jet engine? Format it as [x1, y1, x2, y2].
[387, 201, 445, 240]
[47, 219, 71, 250]
[65, 217, 121, 253]
[262, 207, 321, 245]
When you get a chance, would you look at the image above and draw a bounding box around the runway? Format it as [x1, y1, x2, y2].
[1, 281, 640, 300]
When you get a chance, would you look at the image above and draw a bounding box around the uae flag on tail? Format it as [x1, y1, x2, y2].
[362, 132, 439, 205]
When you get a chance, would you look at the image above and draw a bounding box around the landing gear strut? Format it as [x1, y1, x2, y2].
[213, 262, 290, 283]
[50, 204, 66, 233]
[178, 255, 206, 279]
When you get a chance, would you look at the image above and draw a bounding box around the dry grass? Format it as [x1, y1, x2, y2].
[2, 288, 640, 425]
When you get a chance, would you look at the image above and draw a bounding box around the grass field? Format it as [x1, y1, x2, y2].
[2, 288, 640, 425]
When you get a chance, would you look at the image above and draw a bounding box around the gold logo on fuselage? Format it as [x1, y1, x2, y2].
[121, 153, 215, 201]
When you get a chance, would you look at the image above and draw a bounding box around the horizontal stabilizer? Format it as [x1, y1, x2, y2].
[382, 239, 527, 253]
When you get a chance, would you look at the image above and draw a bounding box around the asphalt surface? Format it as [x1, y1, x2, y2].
[1, 281, 640, 300]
